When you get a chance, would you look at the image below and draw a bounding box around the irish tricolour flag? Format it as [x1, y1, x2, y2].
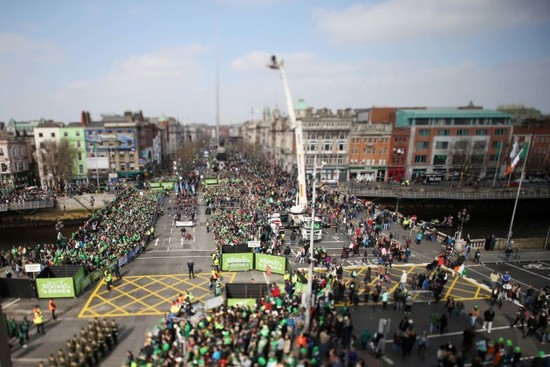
[505, 142, 528, 176]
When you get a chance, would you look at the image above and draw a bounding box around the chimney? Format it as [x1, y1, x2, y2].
[81, 111, 87, 127]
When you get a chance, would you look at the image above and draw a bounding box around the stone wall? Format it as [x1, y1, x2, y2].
[56, 194, 117, 212]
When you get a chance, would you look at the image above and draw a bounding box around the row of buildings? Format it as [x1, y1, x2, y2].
[1, 102, 548, 191]
[234, 102, 550, 183]
[0, 111, 202, 190]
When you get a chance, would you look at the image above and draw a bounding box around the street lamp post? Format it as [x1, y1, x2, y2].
[305, 156, 324, 329]
[456, 208, 470, 240]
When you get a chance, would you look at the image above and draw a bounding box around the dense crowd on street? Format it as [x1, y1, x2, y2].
[0, 185, 161, 276]
[130, 275, 365, 366]
[0, 186, 57, 204]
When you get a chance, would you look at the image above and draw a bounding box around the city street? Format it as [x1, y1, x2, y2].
[3, 192, 549, 366]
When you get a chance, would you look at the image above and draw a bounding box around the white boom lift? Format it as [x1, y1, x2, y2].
[268, 55, 307, 224]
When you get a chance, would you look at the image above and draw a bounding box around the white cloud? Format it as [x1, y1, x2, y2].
[0, 33, 64, 61]
[315, 0, 550, 44]
[228, 51, 550, 124]
[49, 45, 213, 122]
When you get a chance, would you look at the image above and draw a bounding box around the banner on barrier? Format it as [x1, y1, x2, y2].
[254, 254, 286, 275]
[227, 298, 257, 308]
[128, 248, 135, 260]
[73, 266, 86, 296]
[36, 278, 75, 298]
[118, 254, 128, 267]
[221, 253, 253, 271]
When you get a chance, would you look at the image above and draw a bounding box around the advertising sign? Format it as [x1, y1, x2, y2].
[221, 253, 253, 271]
[227, 298, 257, 308]
[85, 130, 136, 151]
[254, 254, 286, 275]
[36, 278, 75, 298]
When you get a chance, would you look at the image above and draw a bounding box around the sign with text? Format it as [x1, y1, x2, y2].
[36, 278, 75, 298]
[247, 240, 261, 248]
[221, 253, 253, 272]
[24, 264, 42, 273]
[254, 254, 286, 275]
[227, 298, 257, 308]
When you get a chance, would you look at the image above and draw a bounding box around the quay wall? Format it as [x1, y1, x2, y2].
[56, 194, 116, 212]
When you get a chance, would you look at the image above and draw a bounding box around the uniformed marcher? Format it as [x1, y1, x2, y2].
[110, 319, 118, 345]
[48, 353, 57, 367]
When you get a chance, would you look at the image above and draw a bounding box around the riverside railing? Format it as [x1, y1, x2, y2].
[345, 188, 550, 200]
[0, 200, 55, 212]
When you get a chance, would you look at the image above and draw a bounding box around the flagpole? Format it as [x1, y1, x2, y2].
[492, 141, 503, 188]
[505, 135, 531, 249]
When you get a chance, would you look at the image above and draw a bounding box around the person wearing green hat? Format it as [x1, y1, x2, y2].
[530, 351, 547, 367]
[510, 346, 522, 367]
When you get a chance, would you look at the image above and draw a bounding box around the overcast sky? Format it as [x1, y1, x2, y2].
[1, 0, 549, 125]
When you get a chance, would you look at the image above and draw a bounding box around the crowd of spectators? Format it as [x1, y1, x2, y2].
[0, 187, 57, 205]
[131, 275, 365, 366]
[0, 186, 161, 277]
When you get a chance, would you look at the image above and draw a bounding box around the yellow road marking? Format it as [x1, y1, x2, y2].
[443, 275, 461, 300]
[474, 286, 481, 299]
[108, 278, 173, 313]
[78, 280, 104, 318]
[79, 273, 234, 318]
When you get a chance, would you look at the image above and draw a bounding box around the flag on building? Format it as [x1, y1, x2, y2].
[505, 142, 528, 175]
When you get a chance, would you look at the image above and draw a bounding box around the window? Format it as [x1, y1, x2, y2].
[457, 129, 469, 136]
[438, 129, 450, 136]
[495, 129, 505, 136]
[77, 152, 82, 161]
[324, 143, 332, 151]
[472, 154, 485, 164]
[309, 143, 317, 151]
[473, 141, 486, 150]
[338, 142, 346, 151]
[64, 132, 69, 137]
[433, 155, 446, 165]
[435, 141, 449, 149]
[414, 155, 427, 163]
[418, 129, 430, 136]
[77, 141, 81, 148]
[79, 165, 84, 174]
[0, 148, 3, 156]
[76, 131, 81, 136]
[476, 129, 488, 136]
[39, 133, 43, 138]
[51, 133, 56, 138]
[416, 118, 429, 125]
[492, 141, 503, 149]
[489, 154, 498, 162]
[416, 141, 429, 149]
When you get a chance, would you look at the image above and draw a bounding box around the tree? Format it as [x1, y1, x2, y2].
[450, 139, 486, 185]
[38, 140, 76, 190]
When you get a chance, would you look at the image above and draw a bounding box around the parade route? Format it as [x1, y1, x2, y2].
[78, 272, 237, 318]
